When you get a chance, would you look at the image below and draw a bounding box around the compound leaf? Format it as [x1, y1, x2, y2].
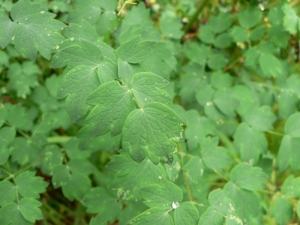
[0, 203, 31, 225]
[122, 102, 184, 164]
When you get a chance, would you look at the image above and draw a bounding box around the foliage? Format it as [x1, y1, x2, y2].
[1, 0, 300, 224]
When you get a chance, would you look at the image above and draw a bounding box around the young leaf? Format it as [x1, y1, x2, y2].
[122, 102, 184, 164]
[229, 163, 268, 191]
[15, 171, 48, 198]
[139, 178, 183, 209]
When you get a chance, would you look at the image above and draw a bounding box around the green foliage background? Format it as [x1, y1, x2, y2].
[1, 0, 300, 224]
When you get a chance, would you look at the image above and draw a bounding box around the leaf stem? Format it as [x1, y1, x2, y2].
[214, 129, 239, 162]
[47, 136, 72, 144]
[184, 0, 210, 33]
[118, 0, 137, 16]
[177, 143, 194, 202]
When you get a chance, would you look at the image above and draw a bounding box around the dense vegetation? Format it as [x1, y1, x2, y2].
[1, 0, 300, 224]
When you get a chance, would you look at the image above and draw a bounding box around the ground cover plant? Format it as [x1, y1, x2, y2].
[1, 0, 300, 224]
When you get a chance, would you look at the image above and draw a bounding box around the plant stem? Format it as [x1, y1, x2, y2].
[47, 136, 72, 144]
[184, 0, 210, 33]
[177, 143, 194, 202]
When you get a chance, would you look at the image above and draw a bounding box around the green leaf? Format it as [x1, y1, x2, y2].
[130, 72, 171, 107]
[198, 207, 223, 225]
[213, 89, 238, 117]
[139, 178, 183, 209]
[0, 15, 16, 48]
[0, 203, 31, 225]
[85, 80, 135, 137]
[52, 165, 70, 188]
[209, 188, 236, 215]
[282, 4, 299, 34]
[244, 47, 260, 67]
[284, 112, 300, 137]
[7, 61, 39, 98]
[224, 181, 262, 223]
[229, 162, 268, 190]
[210, 13, 232, 33]
[39, 144, 63, 175]
[230, 26, 248, 43]
[244, 106, 276, 131]
[272, 196, 293, 225]
[182, 156, 204, 184]
[19, 198, 43, 223]
[128, 208, 174, 225]
[214, 33, 232, 48]
[0, 126, 15, 165]
[201, 137, 232, 172]
[83, 187, 122, 223]
[208, 53, 228, 70]
[259, 53, 282, 77]
[15, 171, 48, 198]
[234, 122, 267, 163]
[122, 102, 184, 164]
[277, 135, 300, 172]
[198, 25, 214, 44]
[57, 65, 100, 121]
[281, 175, 300, 198]
[62, 172, 91, 201]
[225, 214, 243, 225]
[7, 0, 65, 60]
[0, 180, 16, 206]
[116, 36, 157, 64]
[211, 71, 233, 89]
[297, 201, 300, 219]
[160, 11, 183, 39]
[250, 26, 266, 41]
[0, 104, 7, 127]
[174, 202, 199, 225]
[238, 6, 262, 29]
[106, 152, 166, 201]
